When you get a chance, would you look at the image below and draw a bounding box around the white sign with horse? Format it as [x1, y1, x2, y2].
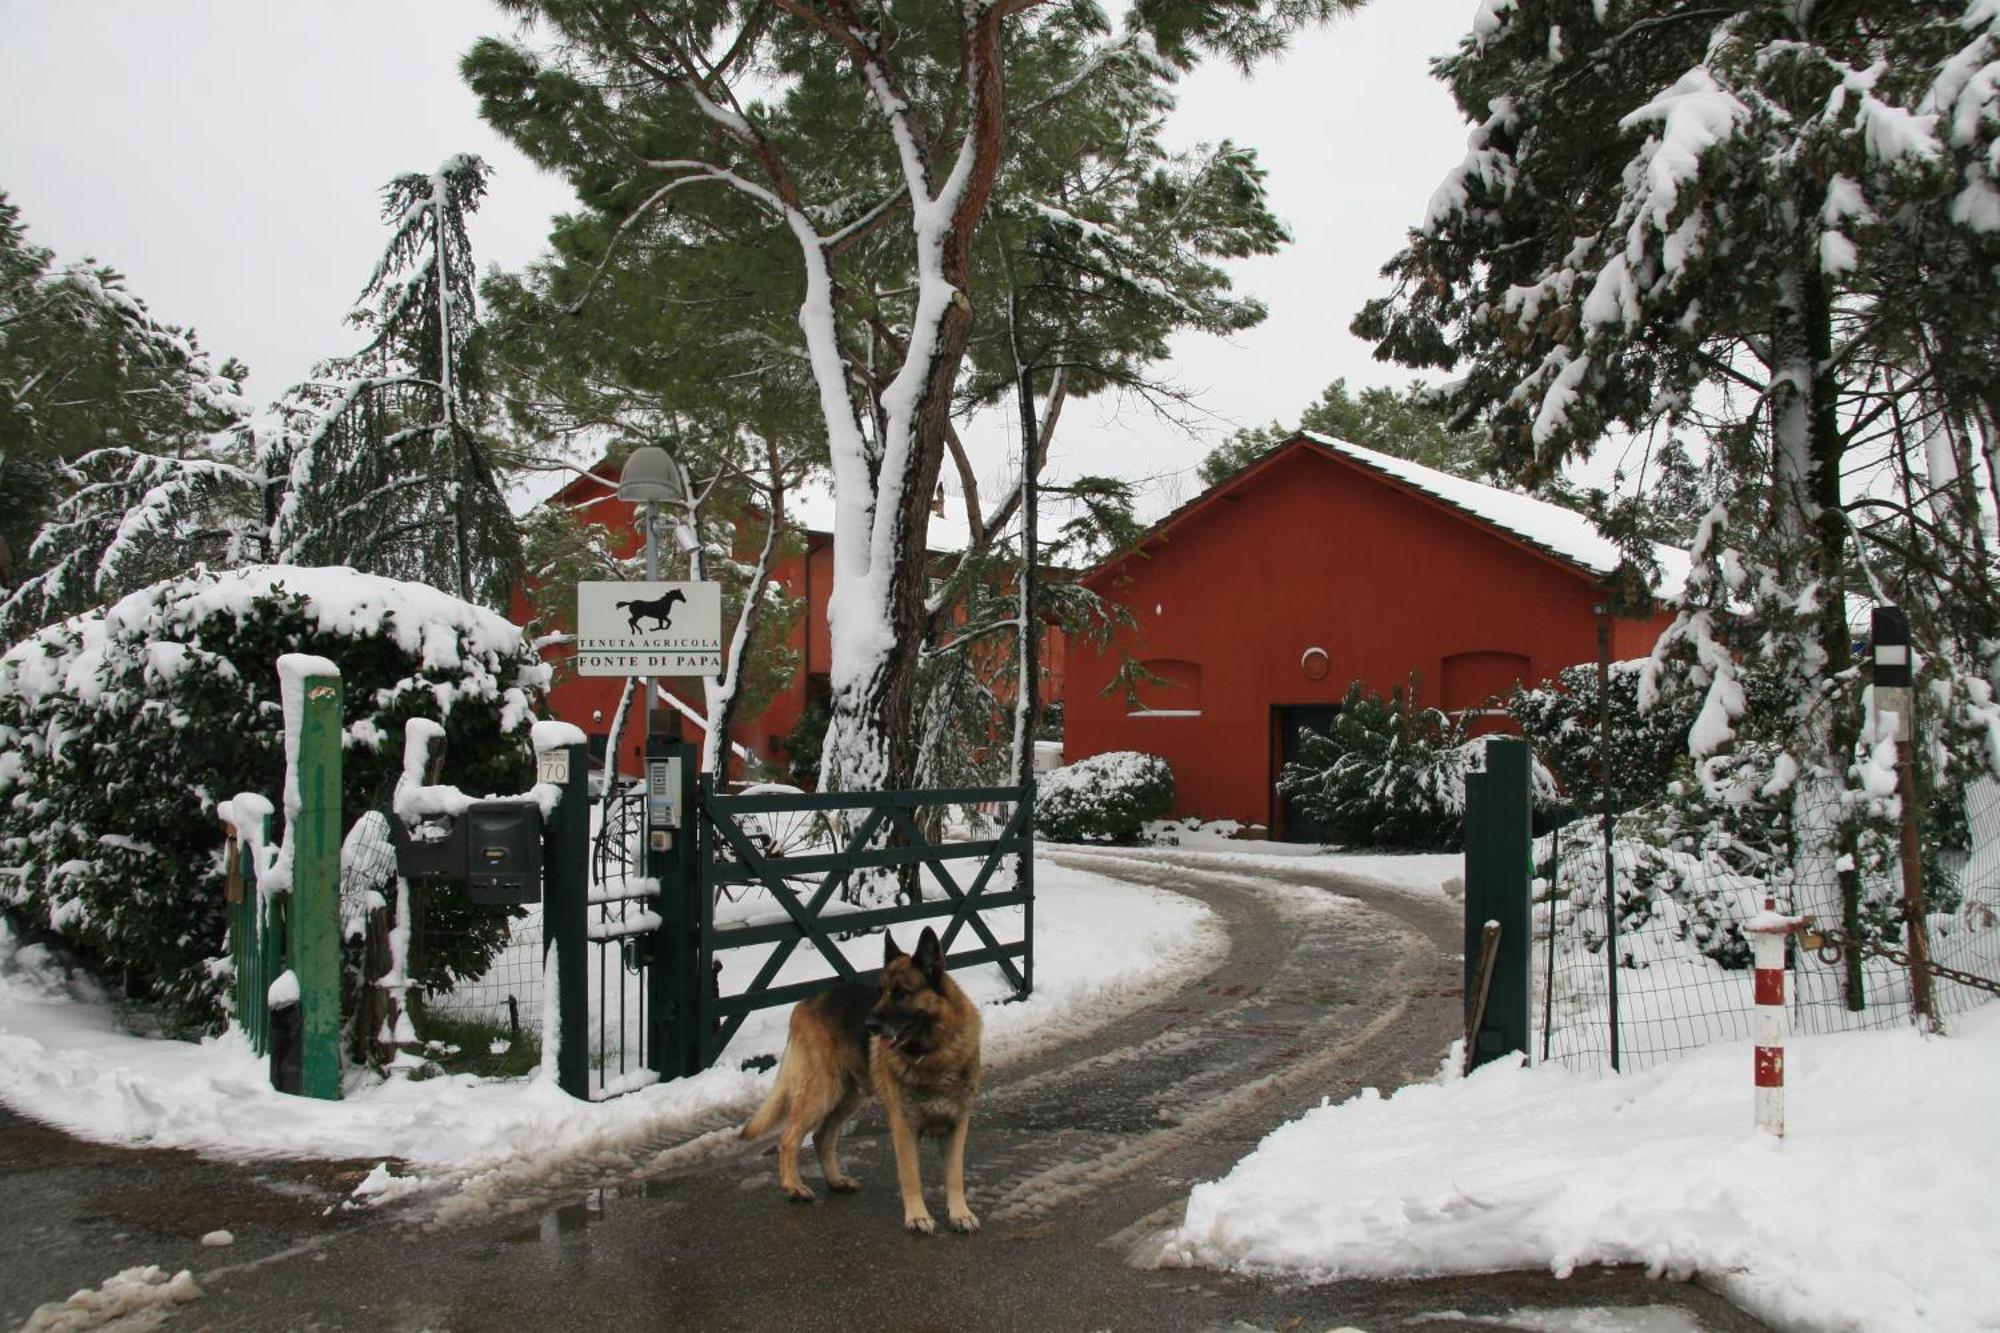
[575, 581, 724, 677]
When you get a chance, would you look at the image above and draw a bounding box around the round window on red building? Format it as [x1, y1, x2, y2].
[1300, 646, 1330, 681]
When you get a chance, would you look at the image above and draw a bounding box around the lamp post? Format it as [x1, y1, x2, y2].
[617, 446, 684, 748]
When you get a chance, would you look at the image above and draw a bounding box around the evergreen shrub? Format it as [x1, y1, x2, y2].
[1508, 659, 1702, 816]
[1279, 678, 1559, 850]
[0, 565, 548, 1028]
[1037, 750, 1174, 843]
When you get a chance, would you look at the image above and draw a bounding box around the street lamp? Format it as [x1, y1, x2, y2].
[618, 446, 686, 747]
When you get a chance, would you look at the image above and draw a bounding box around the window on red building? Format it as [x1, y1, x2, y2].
[1129, 658, 1202, 717]
[1442, 650, 1532, 718]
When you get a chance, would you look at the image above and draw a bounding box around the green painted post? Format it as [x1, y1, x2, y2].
[540, 734, 592, 1100]
[283, 662, 344, 1101]
[1020, 779, 1035, 998]
[1462, 763, 1490, 1026]
[674, 735, 701, 1073]
[1463, 737, 1532, 1070]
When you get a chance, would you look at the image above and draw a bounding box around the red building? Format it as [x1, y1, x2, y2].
[516, 467, 1064, 782]
[1063, 434, 1684, 839]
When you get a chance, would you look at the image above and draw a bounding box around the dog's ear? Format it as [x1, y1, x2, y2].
[883, 930, 905, 968]
[913, 927, 944, 987]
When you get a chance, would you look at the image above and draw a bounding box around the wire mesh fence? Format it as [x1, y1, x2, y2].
[420, 904, 546, 1044]
[1534, 773, 2000, 1074]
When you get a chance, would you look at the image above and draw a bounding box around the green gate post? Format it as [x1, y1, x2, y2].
[1020, 778, 1035, 997]
[1463, 736, 1532, 1071]
[540, 732, 592, 1100]
[283, 661, 343, 1101]
[646, 714, 702, 1081]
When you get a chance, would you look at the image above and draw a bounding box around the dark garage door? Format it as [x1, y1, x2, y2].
[1272, 704, 1340, 844]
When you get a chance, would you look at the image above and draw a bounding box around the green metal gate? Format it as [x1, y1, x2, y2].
[689, 783, 1033, 1072]
[550, 724, 1034, 1098]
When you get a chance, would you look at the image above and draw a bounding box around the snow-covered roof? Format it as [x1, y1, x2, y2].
[1168, 433, 1687, 600]
[1297, 432, 1690, 598]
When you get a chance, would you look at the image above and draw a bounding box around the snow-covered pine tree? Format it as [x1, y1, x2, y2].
[0, 195, 252, 632]
[1355, 1, 2000, 971]
[268, 155, 519, 605]
[466, 0, 1351, 797]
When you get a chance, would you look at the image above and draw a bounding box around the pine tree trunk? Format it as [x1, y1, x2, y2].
[1776, 261, 1866, 1007]
[822, 10, 1004, 802]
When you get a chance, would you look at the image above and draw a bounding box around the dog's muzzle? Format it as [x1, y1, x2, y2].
[867, 1016, 910, 1050]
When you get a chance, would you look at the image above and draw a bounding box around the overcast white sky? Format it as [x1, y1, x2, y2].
[0, 0, 1477, 515]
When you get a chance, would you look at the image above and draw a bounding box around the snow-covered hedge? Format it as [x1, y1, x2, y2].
[0, 565, 548, 1026]
[1038, 750, 1174, 843]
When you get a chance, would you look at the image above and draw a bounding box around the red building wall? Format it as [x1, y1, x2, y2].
[1065, 444, 1669, 833]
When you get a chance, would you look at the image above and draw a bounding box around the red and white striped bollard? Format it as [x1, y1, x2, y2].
[1746, 897, 1805, 1137]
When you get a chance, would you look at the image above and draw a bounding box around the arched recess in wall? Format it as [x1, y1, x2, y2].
[1441, 651, 1532, 714]
[1130, 658, 1202, 716]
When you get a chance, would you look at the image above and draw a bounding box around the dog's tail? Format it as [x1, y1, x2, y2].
[741, 1054, 793, 1141]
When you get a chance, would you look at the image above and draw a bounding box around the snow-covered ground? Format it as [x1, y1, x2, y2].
[1166, 1003, 2000, 1333]
[14, 835, 1992, 1333]
[0, 859, 1217, 1176]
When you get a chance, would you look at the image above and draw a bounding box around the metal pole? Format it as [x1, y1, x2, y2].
[640, 497, 659, 771]
[1017, 358, 1039, 998]
[1597, 610, 1620, 1073]
[1542, 822, 1558, 1062]
[1748, 897, 1803, 1136]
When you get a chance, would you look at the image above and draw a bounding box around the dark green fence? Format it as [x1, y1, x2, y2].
[223, 802, 283, 1058]
[685, 783, 1033, 1074]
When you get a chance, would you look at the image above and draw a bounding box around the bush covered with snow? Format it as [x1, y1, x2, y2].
[1037, 750, 1174, 843]
[1278, 679, 1560, 850]
[1508, 659, 1701, 813]
[0, 565, 547, 1026]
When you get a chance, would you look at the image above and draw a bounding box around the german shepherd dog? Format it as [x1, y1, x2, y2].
[615, 589, 686, 633]
[741, 926, 983, 1234]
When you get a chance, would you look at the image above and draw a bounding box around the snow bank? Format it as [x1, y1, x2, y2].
[1167, 1005, 2000, 1333]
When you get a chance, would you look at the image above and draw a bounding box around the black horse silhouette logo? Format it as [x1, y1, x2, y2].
[615, 589, 687, 633]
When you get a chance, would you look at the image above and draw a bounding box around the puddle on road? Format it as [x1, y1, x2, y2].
[503, 1177, 681, 1247]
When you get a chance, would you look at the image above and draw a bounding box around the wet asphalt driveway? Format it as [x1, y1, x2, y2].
[4, 851, 1774, 1332]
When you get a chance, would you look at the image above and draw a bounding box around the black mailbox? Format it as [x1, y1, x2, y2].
[465, 800, 543, 905]
[392, 812, 466, 882]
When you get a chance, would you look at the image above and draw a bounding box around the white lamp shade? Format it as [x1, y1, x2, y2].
[617, 446, 682, 504]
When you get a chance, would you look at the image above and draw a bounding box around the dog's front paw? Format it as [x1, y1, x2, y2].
[782, 1183, 816, 1203]
[826, 1174, 861, 1193]
[904, 1211, 936, 1235]
[948, 1208, 980, 1234]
